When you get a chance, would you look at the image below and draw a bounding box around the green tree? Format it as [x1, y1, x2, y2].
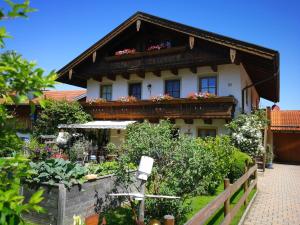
[33, 99, 92, 135]
[0, 1, 57, 223]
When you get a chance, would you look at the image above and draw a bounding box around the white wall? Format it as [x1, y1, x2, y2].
[240, 64, 260, 113]
[175, 119, 227, 137]
[86, 79, 100, 100]
[86, 64, 258, 115]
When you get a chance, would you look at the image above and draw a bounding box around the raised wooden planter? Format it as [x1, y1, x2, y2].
[22, 173, 137, 225]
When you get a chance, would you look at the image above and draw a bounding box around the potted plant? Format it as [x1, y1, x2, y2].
[265, 144, 274, 169]
[105, 142, 118, 160]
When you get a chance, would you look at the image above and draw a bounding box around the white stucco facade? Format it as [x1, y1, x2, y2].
[86, 63, 259, 139]
[86, 63, 258, 113]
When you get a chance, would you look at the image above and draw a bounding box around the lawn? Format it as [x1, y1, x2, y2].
[186, 184, 256, 225]
[101, 184, 256, 225]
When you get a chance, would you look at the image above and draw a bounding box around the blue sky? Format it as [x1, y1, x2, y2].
[1, 0, 300, 109]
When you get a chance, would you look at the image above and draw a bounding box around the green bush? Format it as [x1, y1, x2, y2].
[0, 130, 23, 157]
[228, 150, 253, 182]
[33, 99, 92, 135]
[69, 139, 89, 162]
[226, 110, 267, 157]
[117, 121, 236, 223]
[28, 158, 87, 188]
[86, 161, 136, 176]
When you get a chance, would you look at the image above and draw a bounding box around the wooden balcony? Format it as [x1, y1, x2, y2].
[83, 97, 236, 121]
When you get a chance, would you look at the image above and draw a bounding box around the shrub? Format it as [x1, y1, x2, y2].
[86, 161, 136, 176]
[117, 121, 235, 223]
[69, 139, 89, 162]
[227, 150, 253, 182]
[226, 110, 267, 157]
[0, 130, 23, 157]
[28, 158, 87, 188]
[33, 99, 92, 135]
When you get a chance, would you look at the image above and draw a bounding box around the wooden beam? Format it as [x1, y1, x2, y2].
[184, 119, 194, 124]
[171, 68, 178, 76]
[137, 71, 145, 78]
[204, 118, 213, 124]
[153, 70, 161, 77]
[190, 67, 197, 74]
[92, 76, 102, 83]
[106, 74, 116, 81]
[121, 72, 130, 80]
[210, 65, 218, 72]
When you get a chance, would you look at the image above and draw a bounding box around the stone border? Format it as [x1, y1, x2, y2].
[237, 190, 258, 225]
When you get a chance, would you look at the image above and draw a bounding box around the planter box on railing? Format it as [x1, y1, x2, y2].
[22, 173, 137, 225]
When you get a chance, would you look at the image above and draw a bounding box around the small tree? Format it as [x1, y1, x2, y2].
[34, 99, 92, 135]
[226, 110, 267, 157]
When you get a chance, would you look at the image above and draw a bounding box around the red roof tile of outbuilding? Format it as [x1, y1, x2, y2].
[43, 90, 86, 101]
[271, 110, 300, 131]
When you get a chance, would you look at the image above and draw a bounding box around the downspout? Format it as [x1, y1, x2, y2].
[241, 73, 278, 113]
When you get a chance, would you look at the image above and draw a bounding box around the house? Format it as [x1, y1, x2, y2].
[6, 90, 86, 132]
[267, 106, 300, 164]
[56, 12, 279, 143]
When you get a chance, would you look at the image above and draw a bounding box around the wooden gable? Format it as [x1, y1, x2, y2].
[57, 12, 279, 102]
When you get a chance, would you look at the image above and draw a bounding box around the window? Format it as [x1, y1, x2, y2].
[199, 76, 217, 94]
[100, 85, 112, 100]
[198, 128, 217, 138]
[165, 79, 180, 98]
[129, 83, 142, 99]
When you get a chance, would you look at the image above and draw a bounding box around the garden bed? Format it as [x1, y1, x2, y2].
[22, 173, 137, 225]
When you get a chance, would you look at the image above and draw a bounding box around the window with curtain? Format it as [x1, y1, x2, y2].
[165, 79, 180, 98]
[199, 76, 217, 94]
[100, 85, 112, 100]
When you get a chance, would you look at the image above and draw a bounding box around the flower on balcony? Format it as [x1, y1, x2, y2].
[151, 94, 174, 102]
[115, 48, 136, 56]
[87, 98, 107, 105]
[187, 92, 216, 99]
[146, 41, 171, 51]
[117, 96, 138, 103]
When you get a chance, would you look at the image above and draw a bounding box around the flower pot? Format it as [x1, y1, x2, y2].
[85, 214, 99, 225]
[266, 162, 273, 169]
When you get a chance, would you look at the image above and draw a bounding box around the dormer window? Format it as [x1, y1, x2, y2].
[165, 79, 180, 98]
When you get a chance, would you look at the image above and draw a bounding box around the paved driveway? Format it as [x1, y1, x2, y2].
[243, 163, 300, 225]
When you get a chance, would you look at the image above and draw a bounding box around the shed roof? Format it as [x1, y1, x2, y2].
[271, 110, 300, 131]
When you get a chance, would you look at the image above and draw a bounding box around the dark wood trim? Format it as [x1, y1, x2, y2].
[121, 72, 130, 80]
[210, 65, 218, 72]
[137, 71, 145, 78]
[190, 66, 197, 74]
[153, 70, 161, 77]
[171, 68, 178, 75]
[184, 119, 194, 124]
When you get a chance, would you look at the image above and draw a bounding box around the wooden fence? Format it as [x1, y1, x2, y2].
[185, 164, 258, 225]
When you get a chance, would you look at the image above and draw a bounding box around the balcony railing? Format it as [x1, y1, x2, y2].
[83, 97, 236, 121]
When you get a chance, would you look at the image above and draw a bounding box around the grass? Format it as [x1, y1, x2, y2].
[100, 184, 256, 225]
[186, 184, 257, 225]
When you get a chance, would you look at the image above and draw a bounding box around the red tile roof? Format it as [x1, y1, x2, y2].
[271, 110, 300, 131]
[43, 90, 86, 101]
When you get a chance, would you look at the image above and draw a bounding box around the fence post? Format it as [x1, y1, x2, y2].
[254, 169, 258, 189]
[243, 161, 249, 206]
[164, 215, 175, 225]
[224, 178, 230, 217]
